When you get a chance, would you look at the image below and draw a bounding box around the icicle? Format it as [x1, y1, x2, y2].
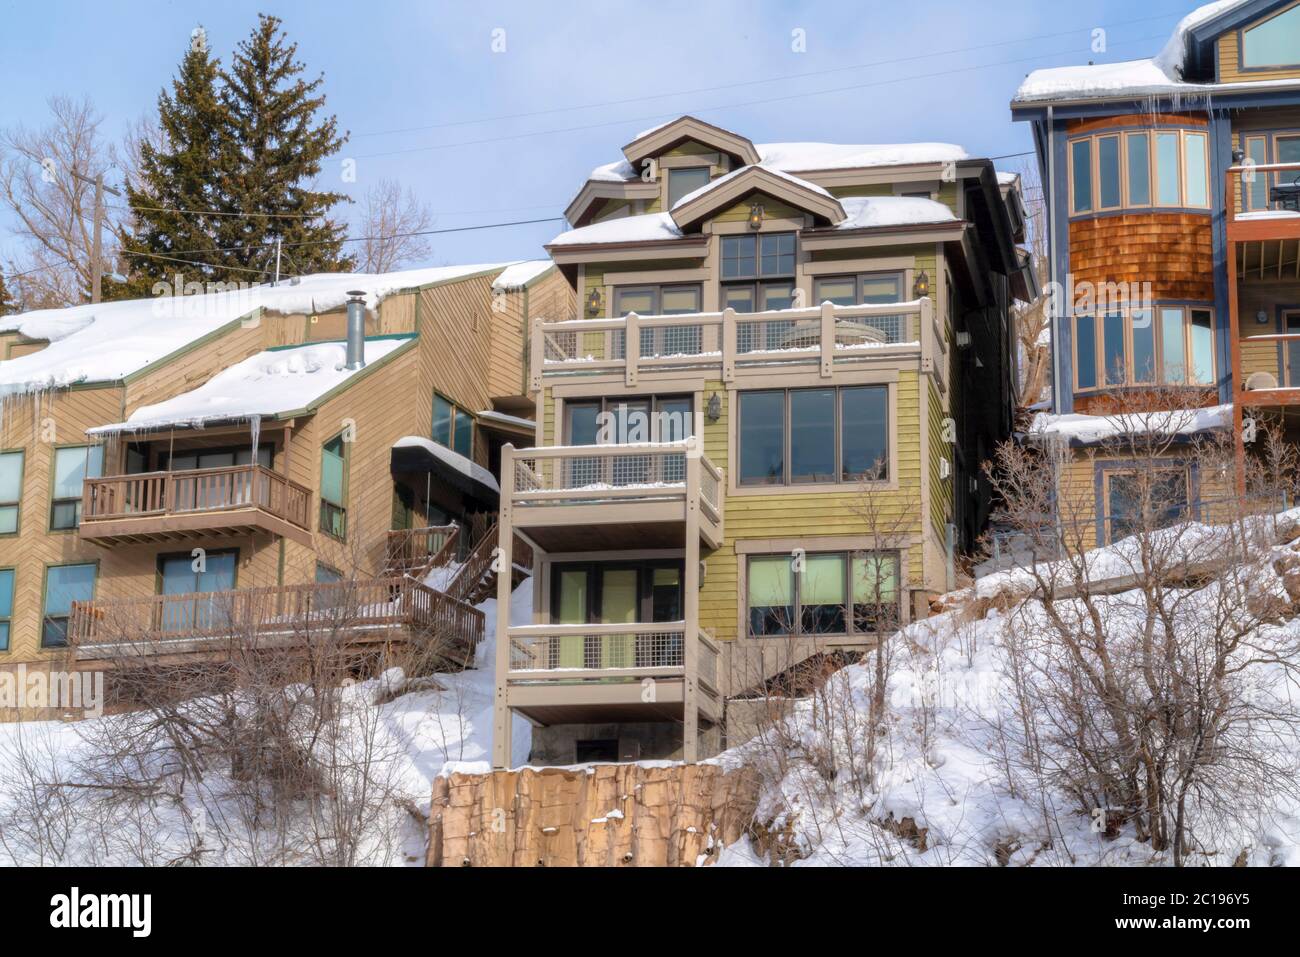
[249, 414, 261, 463]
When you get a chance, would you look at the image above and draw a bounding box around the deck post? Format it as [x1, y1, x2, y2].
[1226, 179, 1246, 498]
[492, 444, 516, 770]
[529, 319, 544, 394]
[819, 300, 835, 377]
[682, 446, 702, 763]
[625, 311, 639, 387]
[722, 307, 737, 383]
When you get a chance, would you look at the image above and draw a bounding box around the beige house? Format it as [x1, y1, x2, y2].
[492, 116, 1035, 767]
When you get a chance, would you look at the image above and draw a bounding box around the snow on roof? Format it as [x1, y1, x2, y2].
[669, 164, 833, 212]
[0, 264, 507, 395]
[491, 260, 553, 291]
[88, 337, 412, 434]
[1013, 1, 1262, 104]
[833, 196, 958, 230]
[476, 409, 537, 432]
[585, 140, 969, 184]
[392, 435, 500, 493]
[549, 211, 684, 247]
[997, 171, 1020, 186]
[1027, 404, 1232, 445]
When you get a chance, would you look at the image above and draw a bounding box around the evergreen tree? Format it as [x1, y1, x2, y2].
[111, 27, 232, 299]
[0, 271, 14, 317]
[217, 14, 352, 278]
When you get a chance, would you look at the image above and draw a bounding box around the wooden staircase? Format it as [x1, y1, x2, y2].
[443, 523, 534, 606]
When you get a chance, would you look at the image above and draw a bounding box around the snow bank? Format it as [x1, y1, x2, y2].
[0, 264, 508, 395]
[1027, 404, 1231, 445]
[88, 338, 411, 434]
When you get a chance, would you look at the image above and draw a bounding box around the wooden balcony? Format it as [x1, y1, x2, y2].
[68, 576, 484, 666]
[1227, 163, 1300, 244]
[80, 465, 313, 546]
[502, 442, 724, 551]
[529, 298, 939, 390]
[504, 622, 722, 725]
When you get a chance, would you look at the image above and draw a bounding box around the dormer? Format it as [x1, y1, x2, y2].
[668, 165, 846, 232]
[1178, 0, 1300, 84]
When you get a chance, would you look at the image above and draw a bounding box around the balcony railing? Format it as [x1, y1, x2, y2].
[530, 298, 937, 389]
[384, 524, 460, 577]
[508, 442, 723, 535]
[68, 576, 484, 660]
[83, 465, 312, 530]
[1227, 162, 1300, 240]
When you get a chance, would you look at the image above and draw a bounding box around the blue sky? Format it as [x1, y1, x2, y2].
[0, 0, 1203, 268]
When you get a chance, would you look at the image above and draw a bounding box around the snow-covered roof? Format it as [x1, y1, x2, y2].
[833, 196, 959, 230]
[491, 260, 554, 292]
[670, 164, 834, 212]
[88, 337, 413, 434]
[0, 264, 510, 395]
[1027, 404, 1232, 445]
[476, 409, 537, 432]
[549, 212, 685, 247]
[392, 435, 500, 493]
[1012, 1, 1282, 104]
[586, 140, 970, 184]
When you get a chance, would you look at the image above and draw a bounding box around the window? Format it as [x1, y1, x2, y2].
[723, 233, 797, 346]
[163, 446, 272, 471]
[432, 395, 474, 458]
[1070, 129, 1210, 213]
[0, 451, 22, 534]
[564, 395, 692, 485]
[814, 273, 906, 342]
[738, 386, 888, 487]
[158, 551, 237, 633]
[551, 562, 685, 669]
[1245, 135, 1270, 210]
[42, 563, 95, 649]
[50, 445, 103, 530]
[315, 563, 343, 584]
[612, 284, 704, 356]
[747, 551, 900, 638]
[1242, 4, 1300, 69]
[667, 167, 711, 207]
[1071, 138, 1093, 214]
[320, 433, 348, 540]
[1074, 306, 1215, 391]
[1126, 133, 1151, 206]
[1106, 469, 1189, 543]
[0, 568, 13, 652]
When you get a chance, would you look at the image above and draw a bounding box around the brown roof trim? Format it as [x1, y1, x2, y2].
[800, 220, 969, 239]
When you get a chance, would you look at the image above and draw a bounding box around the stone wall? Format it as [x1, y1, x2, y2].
[428, 762, 759, 867]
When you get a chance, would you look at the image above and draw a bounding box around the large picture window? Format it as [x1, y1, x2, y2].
[564, 394, 692, 485]
[1073, 306, 1215, 391]
[1242, 4, 1300, 69]
[1069, 129, 1211, 215]
[747, 551, 900, 638]
[738, 386, 889, 486]
[50, 445, 103, 531]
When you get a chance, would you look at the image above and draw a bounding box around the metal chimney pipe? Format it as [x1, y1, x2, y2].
[345, 290, 367, 370]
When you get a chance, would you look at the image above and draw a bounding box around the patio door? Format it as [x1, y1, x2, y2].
[158, 551, 238, 633]
[551, 562, 684, 670]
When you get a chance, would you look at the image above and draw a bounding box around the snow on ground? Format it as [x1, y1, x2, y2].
[88, 338, 411, 434]
[0, 579, 534, 866]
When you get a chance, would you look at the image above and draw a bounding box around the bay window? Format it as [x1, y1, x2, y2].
[747, 551, 900, 638]
[738, 386, 888, 486]
[1073, 306, 1215, 391]
[1069, 128, 1211, 214]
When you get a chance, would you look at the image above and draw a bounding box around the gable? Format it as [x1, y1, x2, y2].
[1218, 0, 1300, 80]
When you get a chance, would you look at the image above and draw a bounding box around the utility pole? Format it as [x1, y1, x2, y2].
[69, 168, 121, 304]
[274, 237, 283, 283]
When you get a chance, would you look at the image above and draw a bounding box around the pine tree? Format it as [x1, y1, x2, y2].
[0, 271, 14, 317]
[218, 14, 353, 278]
[111, 27, 232, 299]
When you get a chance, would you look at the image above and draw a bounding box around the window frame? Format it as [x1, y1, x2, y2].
[48, 443, 103, 532]
[666, 166, 712, 208]
[0, 449, 24, 537]
[737, 385, 891, 488]
[319, 431, 349, 542]
[1072, 305, 1217, 392]
[1238, 2, 1300, 72]
[0, 566, 14, 653]
[720, 232, 797, 283]
[41, 561, 97, 650]
[432, 393, 475, 459]
[1067, 129, 1212, 215]
[1103, 466, 1192, 544]
[745, 550, 902, 639]
[562, 394, 694, 446]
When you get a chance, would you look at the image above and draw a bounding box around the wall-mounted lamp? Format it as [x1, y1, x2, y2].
[706, 392, 722, 423]
[1257, 310, 1271, 325]
[586, 286, 603, 316]
[913, 270, 931, 299]
[1232, 149, 1246, 165]
[747, 204, 764, 231]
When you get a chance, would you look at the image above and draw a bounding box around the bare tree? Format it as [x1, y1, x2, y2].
[0, 96, 119, 307]
[356, 178, 434, 273]
[1011, 163, 1051, 408]
[983, 390, 1300, 865]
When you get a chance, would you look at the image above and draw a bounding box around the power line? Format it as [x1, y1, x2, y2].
[352, 34, 1168, 161]
[354, 8, 1192, 140]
